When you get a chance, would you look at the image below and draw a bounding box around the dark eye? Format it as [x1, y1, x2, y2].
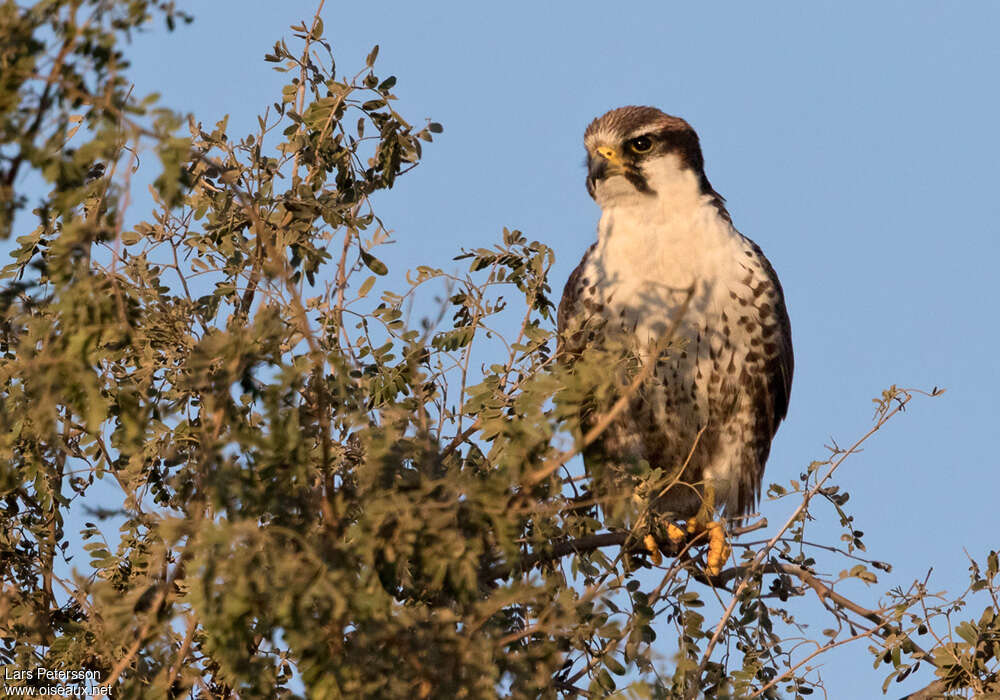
[627, 136, 653, 154]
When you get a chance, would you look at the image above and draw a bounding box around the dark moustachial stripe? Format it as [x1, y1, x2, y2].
[624, 169, 653, 193]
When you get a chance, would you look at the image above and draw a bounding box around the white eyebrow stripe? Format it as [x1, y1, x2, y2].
[585, 126, 659, 151]
[627, 127, 661, 139]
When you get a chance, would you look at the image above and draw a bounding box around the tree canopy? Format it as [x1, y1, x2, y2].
[1, 2, 997, 698]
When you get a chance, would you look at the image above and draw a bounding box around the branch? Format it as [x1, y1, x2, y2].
[485, 532, 629, 582]
[717, 563, 887, 628]
[898, 679, 950, 700]
[485, 518, 768, 583]
[163, 614, 197, 691]
[290, 0, 327, 188]
[2, 3, 90, 189]
[739, 563, 935, 697]
[687, 388, 923, 699]
[102, 580, 172, 689]
[102, 545, 194, 690]
[752, 623, 893, 699]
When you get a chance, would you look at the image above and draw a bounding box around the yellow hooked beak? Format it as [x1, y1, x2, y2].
[595, 145, 624, 169]
[587, 145, 625, 194]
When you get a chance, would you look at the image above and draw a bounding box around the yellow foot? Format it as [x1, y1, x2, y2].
[643, 534, 662, 566]
[684, 518, 730, 576]
[704, 521, 730, 577]
[666, 522, 686, 546]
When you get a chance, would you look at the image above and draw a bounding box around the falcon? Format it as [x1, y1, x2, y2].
[557, 106, 793, 574]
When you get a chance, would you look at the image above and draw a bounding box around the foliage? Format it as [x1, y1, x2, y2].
[1, 2, 997, 698]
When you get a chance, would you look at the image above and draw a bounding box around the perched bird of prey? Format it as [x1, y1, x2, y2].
[557, 106, 793, 574]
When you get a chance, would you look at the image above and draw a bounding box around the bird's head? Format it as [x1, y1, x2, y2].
[584, 106, 709, 207]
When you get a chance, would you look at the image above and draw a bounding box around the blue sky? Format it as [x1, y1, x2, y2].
[27, 0, 1000, 696]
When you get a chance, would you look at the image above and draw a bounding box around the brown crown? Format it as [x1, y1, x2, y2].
[584, 106, 694, 140]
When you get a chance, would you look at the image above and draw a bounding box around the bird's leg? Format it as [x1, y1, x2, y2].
[666, 522, 686, 547]
[642, 484, 730, 573]
[685, 482, 730, 577]
[643, 534, 662, 566]
[639, 520, 687, 566]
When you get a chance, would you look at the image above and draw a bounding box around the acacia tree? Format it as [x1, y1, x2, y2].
[1, 2, 998, 698]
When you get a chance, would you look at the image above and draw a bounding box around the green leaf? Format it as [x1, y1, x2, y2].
[360, 249, 388, 275]
[595, 669, 615, 692]
[358, 275, 376, 297]
[955, 621, 979, 645]
[605, 656, 626, 676]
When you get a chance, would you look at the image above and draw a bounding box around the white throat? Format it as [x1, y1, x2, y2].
[587, 153, 744, 344]
[594, 152, 705, 214]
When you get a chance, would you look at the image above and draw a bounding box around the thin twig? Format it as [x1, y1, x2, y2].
[751, 622, 891, 698]
[486, 518, 767, 583]
[687, 389, 919, 699]
[164, 614, 197, 691]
